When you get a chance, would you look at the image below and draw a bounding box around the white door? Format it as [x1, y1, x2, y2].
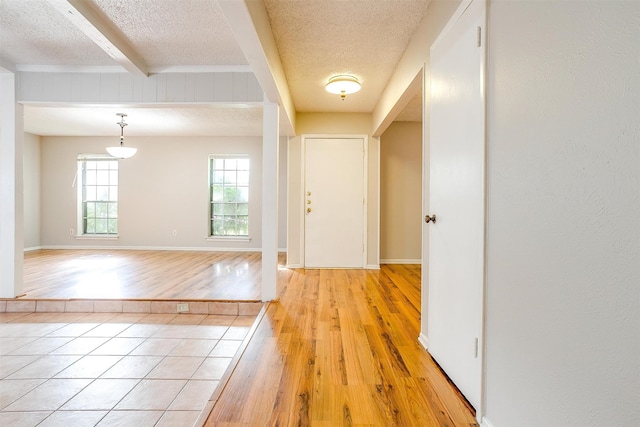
[426, 0, 485, 411]
[304, 137, 365, 268]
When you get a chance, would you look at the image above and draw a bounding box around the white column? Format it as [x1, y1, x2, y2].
[262, 102, 279, 301]
[0, 72, 24, 298]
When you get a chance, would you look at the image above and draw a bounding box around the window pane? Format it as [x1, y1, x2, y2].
[85, 218, 95, 234]
[237, 187, 249, 202]
[109, 187, 118, 202]
[96, 203, 108, 218]
[237, 171, 249, 185]
[95, 219, 108, 233]
[97, 186, 109, 201]
[237, 216, 248, 235]
[224, 187, 237, 202]
[212, 217, 224, 235]
[225, 158, 237, 169]
[85, 170, 97, 185]
[97, 161, 111, 170]
[213, 171, 224, 184]
[110, 171, 118, 185]
[223, 203, 236, 215]
[97, 170, 109, 184]
[85, 202, 95, 218]
[212, 185, 223, 202]
[213, 204, 224, 215]
[224, 170, 236, 184]
[85, 186, 97, 201]
[213, 159, 224, 170]
[108, 203, 118, 218]
[223, 217, 236, 235]
[237, 159, 250, 170]
[107, 219, 118, 234]
[237, 203, 248, 215]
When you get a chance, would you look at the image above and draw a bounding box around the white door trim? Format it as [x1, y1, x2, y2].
[300, 134, 368, 268]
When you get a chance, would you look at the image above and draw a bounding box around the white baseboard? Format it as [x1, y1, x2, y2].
[481, 416, 496, 427]
[41, 245, 265, 252]
[24, 246, 42, 252]
[380, 259, 422, 264]
[366, 264, 380, 270]
[418, 333, 429, 350]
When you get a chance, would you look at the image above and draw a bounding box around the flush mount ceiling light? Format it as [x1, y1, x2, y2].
[106, 113, 137, 159]
[325, 75, 361, 100]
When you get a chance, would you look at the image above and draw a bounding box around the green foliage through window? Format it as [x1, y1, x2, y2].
[209, 156, 249, 237]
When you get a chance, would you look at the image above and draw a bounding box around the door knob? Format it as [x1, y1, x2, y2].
[425, 214, 436, 223]
[307, 208, 312, 213]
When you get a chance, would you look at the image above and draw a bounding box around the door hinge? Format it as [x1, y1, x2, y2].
[477, 26, 482, 48]
[474, 337, 479, 358]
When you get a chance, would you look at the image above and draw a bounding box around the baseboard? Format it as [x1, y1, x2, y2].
[380, 259, 422, 264]
[40, 245, 265, 252]
[285, 263, 303, 268]
[24, 246, 43, 252]
[481, 416, 496, 427]
[418, 333, 429, 350]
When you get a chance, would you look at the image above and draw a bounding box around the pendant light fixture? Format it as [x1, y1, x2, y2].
[106, 113, 137, 159]
[325, 74, 361, 100]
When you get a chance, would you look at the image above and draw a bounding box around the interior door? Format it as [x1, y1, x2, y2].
[304, 137, 365, 268]
[426, 0, 485, 411]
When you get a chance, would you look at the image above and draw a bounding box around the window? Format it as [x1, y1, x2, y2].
[77, 156, 118, 235]
[209, 155, 250, 237]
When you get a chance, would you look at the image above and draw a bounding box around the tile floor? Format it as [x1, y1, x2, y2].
[0, 311, 256, 427]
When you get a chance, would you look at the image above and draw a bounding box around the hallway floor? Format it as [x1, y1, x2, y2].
[0, 311, 255, 426]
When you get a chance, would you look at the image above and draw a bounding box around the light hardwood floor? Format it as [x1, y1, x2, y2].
[206, 264, 477, 426]
[21, 250, 476, 425]
[23, 250, 264, 301]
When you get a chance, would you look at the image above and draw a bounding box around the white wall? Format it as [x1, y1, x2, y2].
[380, 121, 422, 263]
[23, 132, 40, 250]
[484, 1, 639, 426]
[40, 135, 288, 250]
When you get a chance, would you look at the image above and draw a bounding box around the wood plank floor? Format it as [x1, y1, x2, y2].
[205, 264, 477, 426]
[23, 250, 264, 300]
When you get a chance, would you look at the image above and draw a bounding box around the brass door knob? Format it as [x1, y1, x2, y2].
[307, 208, 312, 213]
[425, 214, 436, 223]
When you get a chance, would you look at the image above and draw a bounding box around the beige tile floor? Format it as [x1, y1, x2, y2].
[0, 311, 256, 427]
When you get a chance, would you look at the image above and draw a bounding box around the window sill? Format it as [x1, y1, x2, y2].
[75, 235, 119, 240]
[206, 236, 251, 242]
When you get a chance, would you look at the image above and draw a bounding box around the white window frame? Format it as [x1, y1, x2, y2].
[207, 154, 251, 240]
[76, 154, 119, 239]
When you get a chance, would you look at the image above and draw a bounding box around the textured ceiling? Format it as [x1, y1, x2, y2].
[1, 0, 425, 137]
[263, 0, 430, 113]
[91, 0, 247, 67]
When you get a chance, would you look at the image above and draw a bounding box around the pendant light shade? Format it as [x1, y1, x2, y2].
[107, 113, 137, 159]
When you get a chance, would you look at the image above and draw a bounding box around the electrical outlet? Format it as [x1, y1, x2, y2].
[177, 303, 189, 313]
[69, 228, 74, 235]
[172, 230, 177, 236]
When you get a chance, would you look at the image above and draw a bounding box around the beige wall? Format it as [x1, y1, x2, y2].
[380, 121, 422, 262]
[23, 132, 40, 249]
[40, 135, 287, 250]
[287, 113, 380, 267]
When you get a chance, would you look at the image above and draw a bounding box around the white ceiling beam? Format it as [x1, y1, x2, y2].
[218, 0, 295, 136]
[47, 0, 148, 78]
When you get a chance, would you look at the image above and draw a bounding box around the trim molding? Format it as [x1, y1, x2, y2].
[40, 245, 265, 252]
[380, 259, 422, 264]
[481, 417, 496, 427]
[366, 264, 381, 270]
[24, 246, 43, 252]
[418, 333, 429, 349]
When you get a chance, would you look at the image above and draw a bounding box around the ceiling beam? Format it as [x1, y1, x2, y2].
[218, 0, 295, 136]
[47, 0, 148, 78]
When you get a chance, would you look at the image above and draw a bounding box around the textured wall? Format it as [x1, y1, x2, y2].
[484, 1, 640, 425]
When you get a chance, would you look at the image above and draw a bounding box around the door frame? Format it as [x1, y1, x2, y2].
[300, 134, 368, 268]
[420, 0, 487, 421]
